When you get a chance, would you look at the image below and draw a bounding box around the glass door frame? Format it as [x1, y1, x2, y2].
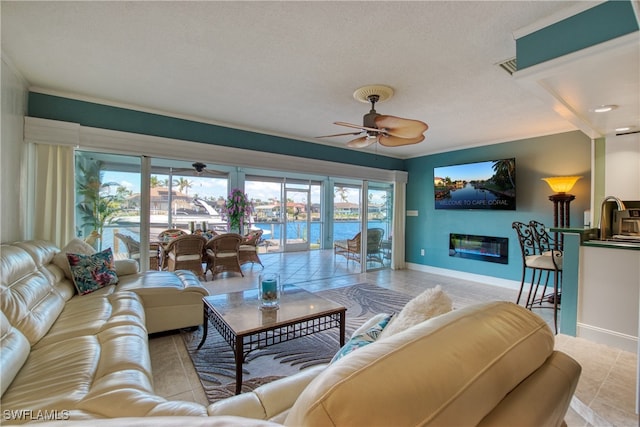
[364, 181, 394, 271]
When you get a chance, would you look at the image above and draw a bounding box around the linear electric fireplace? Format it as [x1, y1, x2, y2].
[449, 233, 508, 264]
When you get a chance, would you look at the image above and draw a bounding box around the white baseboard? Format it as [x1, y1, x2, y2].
[405, 263, 522, 291]
[576, 323, 638, 354]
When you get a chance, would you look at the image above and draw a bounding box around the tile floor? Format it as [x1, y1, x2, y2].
[149, 249, 638, 426]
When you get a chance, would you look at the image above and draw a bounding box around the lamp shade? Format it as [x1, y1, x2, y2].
[541, 176, 582, 193]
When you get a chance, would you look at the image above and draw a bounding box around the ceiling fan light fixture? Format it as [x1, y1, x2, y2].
[320, 84, 428, 150]
[353, 85, 394, 104]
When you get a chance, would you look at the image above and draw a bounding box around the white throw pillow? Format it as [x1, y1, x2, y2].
[378, 285, 453, 339]
[53, 238, 96, 280]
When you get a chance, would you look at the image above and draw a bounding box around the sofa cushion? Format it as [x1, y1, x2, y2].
[285, 301, 555, 427]
[67, 248, 119, 295]
[378, 285, 452, 339]
[116, 270, 208, 334]
[1, 243, 74, 346]
[31, 291, 144, 350]
[52, 238, 96, 280]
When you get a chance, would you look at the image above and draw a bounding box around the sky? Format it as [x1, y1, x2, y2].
[102, 171, 374, 204]
[434, 160, 500, 182]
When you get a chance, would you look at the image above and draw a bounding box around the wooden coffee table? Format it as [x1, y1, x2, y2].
[197, 284, 346, 394]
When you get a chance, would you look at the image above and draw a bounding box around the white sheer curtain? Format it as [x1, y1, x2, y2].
[33, 143, 75, 247]
[391, 181, 406, 270]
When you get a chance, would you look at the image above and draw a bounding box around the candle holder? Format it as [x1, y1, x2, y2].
[258, 273, 281, 310]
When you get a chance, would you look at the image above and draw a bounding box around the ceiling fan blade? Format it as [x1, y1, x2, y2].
[315, 131, 363, 138]
[334, 121, 383, 134]
[347, 136, 378, 148]
[378, 134, 425, 147]
[374, 115, 429, 138]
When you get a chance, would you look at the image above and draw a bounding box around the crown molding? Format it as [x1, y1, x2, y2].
[23, 117, 407, 183]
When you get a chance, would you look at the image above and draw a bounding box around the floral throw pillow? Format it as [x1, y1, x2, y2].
[161, 231, 183, 242]
[67, 248, 119, 295]
[331, 313, 394, 363]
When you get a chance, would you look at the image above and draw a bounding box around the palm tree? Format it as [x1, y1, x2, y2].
[492, 159, 516, 189]
[76, 157, 124, 250]
[334, 186, 349, 203]
[150, 176, 161, 188]
[176, 177, 193, 194]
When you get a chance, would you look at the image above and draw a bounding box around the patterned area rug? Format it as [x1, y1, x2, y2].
[181, 283, 412, 403]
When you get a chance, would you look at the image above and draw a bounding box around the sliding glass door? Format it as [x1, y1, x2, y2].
[246, 177, 321, 253]
[74, 152, 230, 270]
[366, 182, 393, 270]
[75, 151, 144, 264]
[332, 184, 361, 241]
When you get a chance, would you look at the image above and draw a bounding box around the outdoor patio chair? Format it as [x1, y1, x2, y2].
[334, 232, 361, 263]
[366, 228, 385, 265]
[334, 228, 385, 265]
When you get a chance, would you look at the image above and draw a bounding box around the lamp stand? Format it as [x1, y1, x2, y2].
[549, 193, 575, 245]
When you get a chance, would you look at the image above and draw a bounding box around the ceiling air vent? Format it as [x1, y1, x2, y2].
[497, 58, 517, 75]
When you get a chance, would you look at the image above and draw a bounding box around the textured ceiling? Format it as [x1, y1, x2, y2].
[2, 1, 638, 159]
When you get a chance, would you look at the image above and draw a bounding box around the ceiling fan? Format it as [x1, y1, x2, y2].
[317, 85, 428, 148]
[162, 162, 226, 178]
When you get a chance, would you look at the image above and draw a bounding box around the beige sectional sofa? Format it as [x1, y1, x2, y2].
[1, 240, 581, 426]
[0, 240, 210, 422]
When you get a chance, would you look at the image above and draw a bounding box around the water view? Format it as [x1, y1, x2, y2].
[103, 220, 389, 253]
[436, 183, 512, 210]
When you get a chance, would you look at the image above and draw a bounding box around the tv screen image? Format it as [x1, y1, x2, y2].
[434, 158, 515, 210]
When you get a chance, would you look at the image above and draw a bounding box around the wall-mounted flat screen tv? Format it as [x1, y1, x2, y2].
[434, 158, 516, 210]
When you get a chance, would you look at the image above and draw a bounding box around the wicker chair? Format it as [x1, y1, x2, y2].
[366, 228, 385, 265]
[160, 234, 207, 278]
[205, 233, 244, 280]
[334, 228, 385, 265]
[114, 232, 159, 270]
[334, 232, 360, 263]
[238, 229, 264, 268]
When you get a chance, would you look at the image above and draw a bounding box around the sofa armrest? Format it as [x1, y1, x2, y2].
[115, 259, 139, 276]
[207, 364, 326, 420]
[476, 351, 581, 427]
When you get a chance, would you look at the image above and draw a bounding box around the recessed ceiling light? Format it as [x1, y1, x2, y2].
[591, 105, 618, 113]
[615, 126, 631, 132]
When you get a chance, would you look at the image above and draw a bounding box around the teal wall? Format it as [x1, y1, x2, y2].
[404, 131, 591, 281]
[27, 92, 405, 171]
[517, 0, 638, 69]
